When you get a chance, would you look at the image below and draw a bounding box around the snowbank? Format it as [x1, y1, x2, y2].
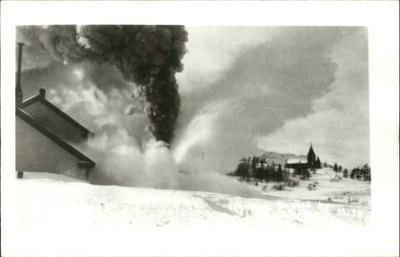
[2, 172, 372, 257]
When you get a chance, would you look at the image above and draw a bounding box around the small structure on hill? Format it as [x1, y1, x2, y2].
[285, 158, 310, 177]
[15, 42, 95, 180]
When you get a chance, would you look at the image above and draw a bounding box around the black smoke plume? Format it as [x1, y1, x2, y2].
[18, 25, 188, 144]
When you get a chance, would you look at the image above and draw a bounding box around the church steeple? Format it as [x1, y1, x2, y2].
[307, 143, 316, 167]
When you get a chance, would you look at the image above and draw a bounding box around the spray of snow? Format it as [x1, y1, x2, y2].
[172, 101, 226, 164]
[62, 88, 256, 197]
[84, 134, 257, 197]
[18, 57, 253, 196]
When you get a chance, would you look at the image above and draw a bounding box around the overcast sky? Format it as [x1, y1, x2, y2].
[175, 26, 369, 170]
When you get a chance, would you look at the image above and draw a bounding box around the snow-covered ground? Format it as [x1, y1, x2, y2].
[11, 171, 370, 227]
[250, 168, 371, 206]
[2, 169, 373, 256]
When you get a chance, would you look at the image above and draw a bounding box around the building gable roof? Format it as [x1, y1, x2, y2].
[16, 108, 95, 168]
[19, 89, 91, 136]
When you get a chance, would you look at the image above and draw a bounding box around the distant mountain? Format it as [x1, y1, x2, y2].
[260, 151, 306, 165]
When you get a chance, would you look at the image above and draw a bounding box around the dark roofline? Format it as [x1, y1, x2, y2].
[16, 108, 95, 168]
[285, 163, 310, 169]
[19, 94, 41, 108]
[20, 90, 91, 136]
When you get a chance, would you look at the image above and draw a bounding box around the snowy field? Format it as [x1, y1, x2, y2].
[251, 168, 371, 206]
[2, 169, 374, 256]
[12, 169, 370, 227]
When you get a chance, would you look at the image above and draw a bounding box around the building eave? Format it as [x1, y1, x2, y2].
[19, 95, 42, 108]
[19, 91, 91, 137]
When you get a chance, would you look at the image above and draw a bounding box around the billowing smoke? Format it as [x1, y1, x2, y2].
[18, 25, 187, 143]
[17, 25, 260, 197]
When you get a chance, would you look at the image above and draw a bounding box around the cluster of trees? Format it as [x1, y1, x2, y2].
[232, 155, 371, 183]
[350, 164, 371, 181]
[313, 158, 323, 169]
[232, 156, 288, 182]
[343, 168, 349, 178]
[333, 163, 344, 173]
[329, 162, 371, 181]
[323, 162, 344, 172]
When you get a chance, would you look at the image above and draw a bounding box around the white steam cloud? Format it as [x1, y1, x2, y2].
[175, 27, 369, 171]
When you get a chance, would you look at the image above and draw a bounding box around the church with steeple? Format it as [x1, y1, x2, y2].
[307, 144, 321, 170]
[285, 144, 322, 175]
[307, 144, 316, 168]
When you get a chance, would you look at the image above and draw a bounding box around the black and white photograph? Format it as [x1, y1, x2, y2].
[1, 2, 399, 257]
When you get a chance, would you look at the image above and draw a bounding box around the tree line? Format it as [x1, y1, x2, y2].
[327, 162, 371, 181]
[230, 156, 288, 182]
[232, 157, 371, 182]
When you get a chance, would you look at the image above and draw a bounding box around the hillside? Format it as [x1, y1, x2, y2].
[246, 167, 370, 205]
[260, 151, 307, 165]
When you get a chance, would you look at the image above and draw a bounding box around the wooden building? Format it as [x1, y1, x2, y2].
[284, 144, 320, 177]
[15, 42, 95, 180]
